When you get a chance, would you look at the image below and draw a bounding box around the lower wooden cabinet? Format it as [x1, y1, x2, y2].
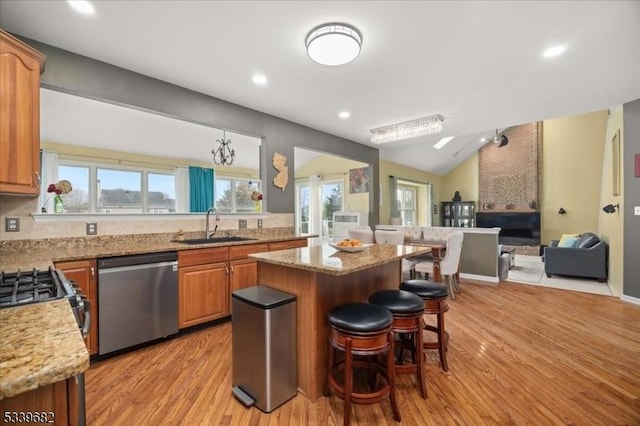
[54, 259, 98, 355]
[0, 378, 74, 426]
[178, 261, 229, 328]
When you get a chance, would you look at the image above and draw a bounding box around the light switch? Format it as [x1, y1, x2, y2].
[635, 206, 640, 216]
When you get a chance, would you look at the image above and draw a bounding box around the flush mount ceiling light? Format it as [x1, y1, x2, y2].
[306, 23, 362, 66]
[370, 114, 445, 144]
[338, 111, 351, 119]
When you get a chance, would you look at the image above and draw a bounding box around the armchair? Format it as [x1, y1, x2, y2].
[543, 233, 608, 282]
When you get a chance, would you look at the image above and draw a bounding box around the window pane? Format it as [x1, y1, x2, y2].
[148, 173, 176, 213]
[235, 181, 255, 213]
[215, 179, 232, 212]
[298, 185, 310, 234]
[58, 165, 90, 213]
[98, 169, 142, 213]
[322, 182, 342, 237]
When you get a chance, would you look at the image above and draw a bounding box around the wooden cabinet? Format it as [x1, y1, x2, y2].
[268, 238, 308, 252]
[54, 259, 98, 355]
[0, 379, 71, 426]
[178, 247, 229, 329]
[229, 243, 269, 294]
[0, 30, 45, 195]
[441, 201, 475, 227]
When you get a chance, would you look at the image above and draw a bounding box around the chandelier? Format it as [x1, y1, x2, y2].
[212, 131, 235, 166]
[370, 114, 445, 144]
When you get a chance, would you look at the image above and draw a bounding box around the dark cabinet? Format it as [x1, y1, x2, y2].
[441, 201, 475, 227]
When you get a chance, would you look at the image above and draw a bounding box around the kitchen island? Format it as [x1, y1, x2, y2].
[249, 243, 431, 401]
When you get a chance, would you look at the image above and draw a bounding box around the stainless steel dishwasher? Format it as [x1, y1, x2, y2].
[98, 252, 178, 355]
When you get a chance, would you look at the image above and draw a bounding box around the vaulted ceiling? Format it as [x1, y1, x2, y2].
[2, 1, 639, 175]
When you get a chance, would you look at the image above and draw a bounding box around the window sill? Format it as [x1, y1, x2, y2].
[31, 212, 271, 222]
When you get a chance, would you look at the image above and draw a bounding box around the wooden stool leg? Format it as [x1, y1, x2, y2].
[437, 306, 448, 372]
[387, 331, 401, 422]
[344, 337, 353, 426]
[415, 317, 427, 399]
[325, 343, 334, 397]
[446, 275, 455, 300]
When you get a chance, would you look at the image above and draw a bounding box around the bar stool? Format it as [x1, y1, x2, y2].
[399, 279, 450, 372]
[327, 303, 401, 426]
[368, 289, 427, 399]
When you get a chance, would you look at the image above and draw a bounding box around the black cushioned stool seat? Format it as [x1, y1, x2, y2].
[328, 303, 393, 333]
[400, 279, 450, 372]
[369, 290, 427, 399]
[326, 303, 401, 426]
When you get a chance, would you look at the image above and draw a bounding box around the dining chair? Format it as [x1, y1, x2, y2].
[348, 227, 374, 244]
[414, 231, 464, 299]
[374, 230, 415, 279]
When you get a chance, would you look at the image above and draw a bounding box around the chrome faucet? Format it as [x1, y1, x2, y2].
[206, 207, 220, 238]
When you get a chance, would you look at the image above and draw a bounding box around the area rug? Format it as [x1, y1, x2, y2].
[507, 255, 613, 296]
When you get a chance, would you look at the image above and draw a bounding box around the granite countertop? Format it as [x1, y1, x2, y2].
[0, 299, 90, 399]
[249, 243, 431, 276]
[0, 232, 312, 272]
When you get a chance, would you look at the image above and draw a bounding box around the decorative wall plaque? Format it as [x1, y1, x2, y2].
[272, 152, 288, 191]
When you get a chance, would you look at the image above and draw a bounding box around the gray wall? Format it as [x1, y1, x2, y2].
[19, 34, 380, 221]
[624, 99, 640, 298]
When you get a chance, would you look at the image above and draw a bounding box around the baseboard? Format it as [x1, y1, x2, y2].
[460, 273, 499, 285]
[621, 294, 640, 306]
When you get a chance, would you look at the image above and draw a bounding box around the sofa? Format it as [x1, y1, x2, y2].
[543, 232, 608, 282]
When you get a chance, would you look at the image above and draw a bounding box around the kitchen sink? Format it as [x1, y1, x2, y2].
[173, 236, 258, 245]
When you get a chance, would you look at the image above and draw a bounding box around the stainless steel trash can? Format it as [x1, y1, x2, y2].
[231, 286, 297, 413]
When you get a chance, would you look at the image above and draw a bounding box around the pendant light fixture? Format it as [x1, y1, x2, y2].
[212, 131, 235, 166]
[306, 23, 362, 66]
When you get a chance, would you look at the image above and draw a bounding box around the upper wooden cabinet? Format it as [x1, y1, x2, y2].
[0, 30, 45, 195]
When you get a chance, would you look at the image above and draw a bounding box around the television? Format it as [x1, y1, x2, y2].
[476, 212, 541, 245]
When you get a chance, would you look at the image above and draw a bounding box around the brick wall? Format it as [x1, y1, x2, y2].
[479, 123, 542, 255]
[478, 122, 542, 211]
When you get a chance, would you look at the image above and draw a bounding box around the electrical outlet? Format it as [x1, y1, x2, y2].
[5, 217, 20, 232]
[86, 222, 98, 235]
[635, 206, 640, 216]
[239, 219, 247, 229]
[257, 219, 263, 229]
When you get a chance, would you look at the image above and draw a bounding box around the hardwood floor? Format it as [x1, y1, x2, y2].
[86, 281, 640, 425]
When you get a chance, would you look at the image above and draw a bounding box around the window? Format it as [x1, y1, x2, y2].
[51, 159, 177, 214]
[322, 181, 343, 238]
[396, 184, 417, 226]
[215, 176, 261, 213]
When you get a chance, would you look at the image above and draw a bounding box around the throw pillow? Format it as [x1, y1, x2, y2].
[558, 236, 579, 248]
[558, 233, 579, 247]
[577, 233, 600, 248]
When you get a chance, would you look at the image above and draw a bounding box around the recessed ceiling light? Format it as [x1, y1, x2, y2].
[338, 111, 350, 119]
[543, 45, 566, 58]
[252, 74, 267, 85]
[306, 23, 362, 66]
[433, 136, 455, 150]
[68, 0, 94, 14]
[480, 137, 487, 142]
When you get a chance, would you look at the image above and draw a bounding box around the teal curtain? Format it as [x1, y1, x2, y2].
[189, 166, 215, 212]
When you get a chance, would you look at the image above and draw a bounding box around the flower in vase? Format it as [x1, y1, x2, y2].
[42, 180, 73, 213]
